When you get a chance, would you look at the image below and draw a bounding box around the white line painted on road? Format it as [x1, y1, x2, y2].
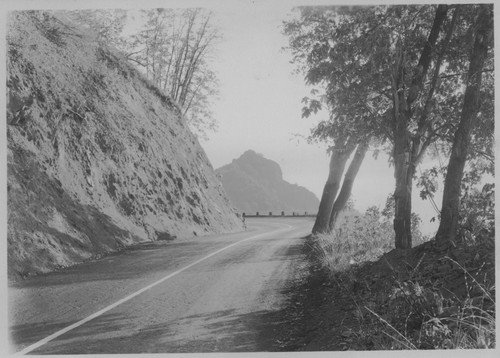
[16, 223, 294, 355]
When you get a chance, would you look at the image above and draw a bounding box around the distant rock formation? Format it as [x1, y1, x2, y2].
[216, 150, 320, 215]
[6, 12, 243, 280]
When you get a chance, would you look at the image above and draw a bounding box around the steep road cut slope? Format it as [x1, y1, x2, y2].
[6, 11, 243, 280]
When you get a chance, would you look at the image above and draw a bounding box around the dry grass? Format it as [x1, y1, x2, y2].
[312, 210, 394, 275]
[310, 209, 495, 350]
[364, 274, 496, 349]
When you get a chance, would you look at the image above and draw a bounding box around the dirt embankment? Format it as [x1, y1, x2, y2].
[7, 11, 243, 280]
[274, 236, 495, 350]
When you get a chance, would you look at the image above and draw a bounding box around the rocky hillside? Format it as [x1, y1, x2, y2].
[216, 150, 319, 214]
[6, 11, 244, 280]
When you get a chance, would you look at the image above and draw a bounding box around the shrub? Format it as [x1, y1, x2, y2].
[313, 208, 394, 275]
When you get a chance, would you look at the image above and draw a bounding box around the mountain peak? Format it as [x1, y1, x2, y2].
[231, 150, 283, 183]
[240, 149, 263, 158]
[217, 151, 319, 214]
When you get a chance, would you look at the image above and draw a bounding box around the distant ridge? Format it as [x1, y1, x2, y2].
[216, 150, 320, 214]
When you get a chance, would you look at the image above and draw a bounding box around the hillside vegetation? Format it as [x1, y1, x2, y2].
[275, 209, 495, 351]
[6, 11, 243, 280]
[216, 150, 320, 215]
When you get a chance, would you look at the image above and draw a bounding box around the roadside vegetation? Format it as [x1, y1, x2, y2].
[281, 4, 495, 350]
[313, 207, 394, 273]
[308, 214, 494, 349]
[284, 3, 494, 247]
[295, 200, 494, 350]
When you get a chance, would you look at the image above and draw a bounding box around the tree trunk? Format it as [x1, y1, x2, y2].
[436, 5, 492, 243]
[312, 140, 355, 234]
[391, 37, 413, 249]
[391, 6, 448, 249]
[328, 140, 369, 230]
[392, 80, 413, 249]
[393, 146, 414, 249]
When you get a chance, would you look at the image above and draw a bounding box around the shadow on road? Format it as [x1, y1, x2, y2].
[11, 236, 313, 354]
[26, 306, 300, 354]
[9, 240, 219, 289]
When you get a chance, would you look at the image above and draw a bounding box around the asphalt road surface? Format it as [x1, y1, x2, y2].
[9, 217, 313, 354]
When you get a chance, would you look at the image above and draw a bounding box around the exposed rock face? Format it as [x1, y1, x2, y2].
[216, 150, 320, 215]
[6, 12, 243, 280]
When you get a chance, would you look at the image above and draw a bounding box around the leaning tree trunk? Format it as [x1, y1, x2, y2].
[328, 139, 369, 230]
[312, 141, 355, 234]
[436, 5, 492, 243]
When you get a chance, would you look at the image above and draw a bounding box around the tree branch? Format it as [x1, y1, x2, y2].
[406, 4, 448, 108]
[436, 68, 494, 80]
[472, 149, 494, 163]
[417, 6, 459, 131]
[125, 48, 146, 58]
[127, 57, 147, 67]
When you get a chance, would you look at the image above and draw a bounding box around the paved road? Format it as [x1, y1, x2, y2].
[9, 217, 313, 354]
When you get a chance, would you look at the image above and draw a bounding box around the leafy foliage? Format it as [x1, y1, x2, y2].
[416, 159, 495, 240]
[459, 183, 495, 240]
[284, 6, 393, 145]
[284, 4, 494, 246]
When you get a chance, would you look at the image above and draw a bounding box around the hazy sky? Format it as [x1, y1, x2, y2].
[203, 3, 333, 197]
[198, 1, 442, 234]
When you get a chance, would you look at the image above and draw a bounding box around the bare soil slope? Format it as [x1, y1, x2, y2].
[6, 11, 243, 280]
